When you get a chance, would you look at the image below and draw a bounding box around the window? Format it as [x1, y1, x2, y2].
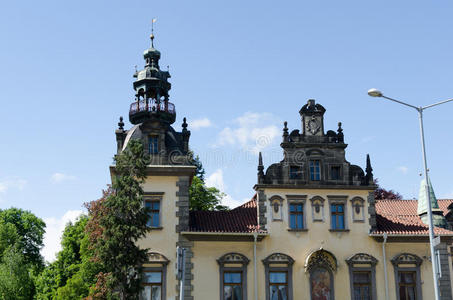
[391, 253, 422, 300]
[309, 161, 321, 181]
[289, 203, 303, 229]
[224, 272, 243, 300]
[145, 200, 160, 227]
[141, 252, 168, 300]
[269, 272, 288, 300]
[263, 253, 294, 300]
[289, 166, 302, 179]
[398, 271, 416, 300]
[218, 253, 249, 300]
[142, 271, 162, 300]
[149, 136, 159, 154]
[331, 203, 345, 229]
[330, 166, 341, 180]
[346, 253, 378, 300]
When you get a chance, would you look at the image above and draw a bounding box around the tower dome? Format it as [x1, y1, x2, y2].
[129, 34, 174, 125]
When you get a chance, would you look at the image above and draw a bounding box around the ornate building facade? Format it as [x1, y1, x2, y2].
[111, 34, 453, 300]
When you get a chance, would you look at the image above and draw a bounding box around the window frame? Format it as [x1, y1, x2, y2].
[289, 202, 304, 230]
[148, 135, 159, 155]
[309, 160, 321, 181]
[286, 195, 307, 231]
[328, 195, 348, 231]
[346, 253, 378, 300]
[391, 253, 423, 300]
[289, 166, 302, 180]
[262, 253, 294, 300]
[329, 165, 342, 181]
[218, 253, 249, 300]
[141, 252, 169, 300]
[144, 193, 164, 229]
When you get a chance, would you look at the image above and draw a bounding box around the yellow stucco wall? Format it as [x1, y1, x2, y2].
[137, 176, 179, 300]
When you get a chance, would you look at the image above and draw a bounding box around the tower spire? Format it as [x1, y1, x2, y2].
[151, 18, 157, 47]
[365, 154, 373, 184]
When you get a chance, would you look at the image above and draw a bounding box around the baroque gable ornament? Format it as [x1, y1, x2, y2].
[391, 253, 423, 267]
[306, 116, 321, 135]
[346, 253, 378, 266]
[305, 249, 337, 273]
[217, 252, 250, 265]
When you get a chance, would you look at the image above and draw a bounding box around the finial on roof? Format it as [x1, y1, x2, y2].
[283, 121, 289, 142]
[258, 152, 264, 182]
[365, 154, 373, 184]
[182, 117, 188, 131]
[337, 122, 344, 143]
[150, 18, 157, 47]
[118, 116, 124, 131]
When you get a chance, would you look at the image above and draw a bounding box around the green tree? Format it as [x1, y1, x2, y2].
[0, 208, 46, 270]
[189, 176, 228, 211]
[86, 139, 150, 299]
[188, 151, 228, 211]
[0, 246, 34, 300]
[35, 215, 99, 300]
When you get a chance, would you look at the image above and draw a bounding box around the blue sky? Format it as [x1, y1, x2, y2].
[1, 1, 453, 260]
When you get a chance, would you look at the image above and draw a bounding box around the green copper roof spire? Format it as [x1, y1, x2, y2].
[418, 177, 447, 228]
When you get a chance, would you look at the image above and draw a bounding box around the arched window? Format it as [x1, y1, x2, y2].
[391, 253, 422, 300]
[217, 253, 249, 300]
[305, 249, 337, 300]
[262, 253, 294, 300]
[346, 253, 378, 300]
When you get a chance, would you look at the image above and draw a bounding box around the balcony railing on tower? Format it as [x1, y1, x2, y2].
[129, 98, 176, 124]
[130, 98, 175, 115]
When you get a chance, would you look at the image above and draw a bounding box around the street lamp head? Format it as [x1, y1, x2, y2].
[368, 88, 383, 97]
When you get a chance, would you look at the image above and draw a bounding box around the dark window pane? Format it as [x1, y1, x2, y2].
[297, 204, 303, 212]
[338, 204, 344, 213]
[224, 286, 233, 300]
[290, 214, 296, 228]
[338, 215, 344, 229]
[151, 286, 161, 300]
[152, 202, 160, 210]
[331, 204, 336, 213]
[269, 272, 287, 283]
[152, 212, 159, 227]
[331, 215, 337, 229]
[353, 272, 370, 283]
[224, 272, 241, 283]
[296, 215, 303, 228]
[144, 272, 161, 283]
[233, 286, 242, 300]
[289, 204, 296, 212]
[331, 166, 341, 180]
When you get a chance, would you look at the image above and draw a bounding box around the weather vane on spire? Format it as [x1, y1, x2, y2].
[151, 18, 157, 47]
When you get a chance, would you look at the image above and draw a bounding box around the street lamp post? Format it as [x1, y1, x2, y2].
[367, 88, 453, 300]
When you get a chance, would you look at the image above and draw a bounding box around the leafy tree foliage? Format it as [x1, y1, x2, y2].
[86, 139, 150, 299]
[188, 152, 228, 211]
[0, 246, 34, 300]
[35, 215, 100, 300]
[374, 179, 403, 200]
[0, 208, 45, 270]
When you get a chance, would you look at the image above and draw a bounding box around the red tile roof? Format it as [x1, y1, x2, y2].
[188, 195, 259, 233]
[188, 197, 453, 236]
[374, 199, 453, 235]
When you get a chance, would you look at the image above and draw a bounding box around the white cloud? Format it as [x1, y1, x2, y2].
[190, 118, 212, 130]
[215, 112, 280, 154]
[397, 166, 409, 174]
[51, 172, 76, 184]
[0, 178, 27, 194]
[42, 210, 84, 262]
[206, 169, 243, 208]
